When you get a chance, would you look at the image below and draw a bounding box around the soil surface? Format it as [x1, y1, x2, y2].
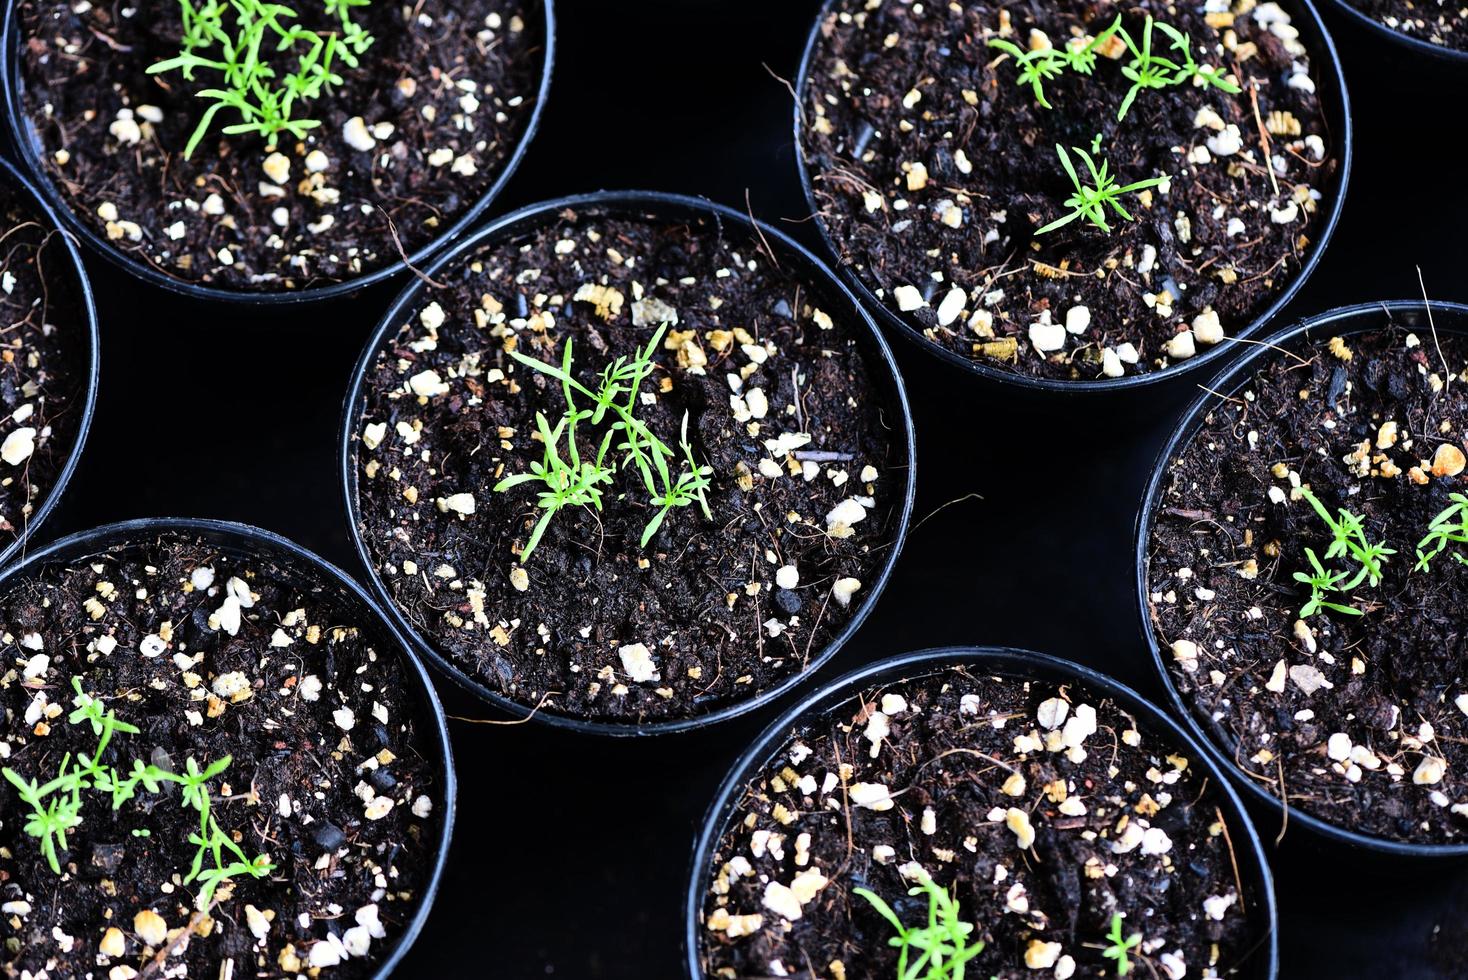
[15, 0, 544, 291]
[800, 0, 1340, 382]
[1345, 0, 1467, 50]
[0, 531, 443, 978]
[1147, 316, 1468, 844]
[0, 179, 86, 551]
[699, 665, 1267, 979]
[351, 205, 908, 723]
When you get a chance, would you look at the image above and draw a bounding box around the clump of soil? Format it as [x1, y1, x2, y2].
[350, 204, 909, 723]
[699, 664, 1267, 979]
[800, 0, 1340, 382]
[1147, 315, 1468, 844]
[0, 531, 443, 978]
[0, 178, 87, 548]
[1345, 0, 1467, 50]
[15, 0, 545, 291]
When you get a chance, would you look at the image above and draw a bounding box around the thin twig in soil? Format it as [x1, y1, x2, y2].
[829, 737, 856, 872]
[1274, 757, 1289, 845]
[762, 61, 802, 127]
[814, 166, 883, 201]
[448, 689, 561, 725]
[1217, 334, 1313, 366]
[376, 205, 448, 289]
[1207, 801, 1248, 915]
[142, 899, 220, 978]
[893, 747, 1020, 801]
[1247, 79, 1281, 200]
[909, 492, 985, 535]
[786, 365, 810, 431]
[1417, 268, 1452, 391]
[1239, 252, 1291, 288]
[1195, 382, 1249, 408]
[743, 188, 780, 272]
[800, 588, 832, 669]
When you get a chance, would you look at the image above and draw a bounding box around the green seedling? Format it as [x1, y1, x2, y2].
[1118, 16, 1239, 120]
[1293, 547, 1361, 618]
[641, 413, 714, 548]
[1415, 493, 1468, 571]
[496, 325, 713, 561]
[988, 14, 1235, 119]
[987, 16, 1124, 108]
[1154, 20, 1241, 94]
[2, 766, 85, 875]
[147, 0, 376, 158]
[493, 409, 616, 560]
[175, 755, 275, 906]
[1297, 486, 1395, 588]
[854, 877, 987, 980]
[1102, 914, 1142, 975]
[985, 37, 1068, 108]
[1036, 142, 1165, 235]
[3, 676, 274, 903]
[1116, 15, 1177, 120]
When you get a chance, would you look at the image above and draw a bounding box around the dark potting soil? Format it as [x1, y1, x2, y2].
[0, 180, 86, 548]
[15, 0, 544, 291]
[0, 532, 442, 978]
[800, 0, 1340, 382]
[699, 666, 1266, 979]
[351, 207, 907, 723]
[1147, 318, 1468, 844]
[1345, 0, 1467, 50]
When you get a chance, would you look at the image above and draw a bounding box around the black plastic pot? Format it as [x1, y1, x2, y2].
[0, 0, 555, 306]
[340, 189, 918, 736]
[791, 0, 1353, 396]
[0, 517, 458, 976]
[1319, 0, 1468, 66]
[0, 154, 99, 568]
[683, 646, 1281, 979]
[1134, 300, 1468, 859]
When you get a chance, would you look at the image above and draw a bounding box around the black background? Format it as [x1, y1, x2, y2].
[15, 0, 1468, 976]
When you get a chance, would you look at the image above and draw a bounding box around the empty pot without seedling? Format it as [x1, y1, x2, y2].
[1319, 0, 1468, 64]
[0, 155, 99, 568]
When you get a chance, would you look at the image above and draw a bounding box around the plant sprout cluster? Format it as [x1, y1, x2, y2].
[989, 15, 1241, 236]
[495, 324, 713, 561]
[854, 878, 986, 980]
[1102, 913, 1143, 975]
[855, 880, 1147, 977]
[1291, 486, 1395, 618]
[2, 677, 274, 906]
[988, 15, 1239, 122]
[1291, 485, 1468, 619]
[1037, 138, 1165, 236]
[147, 0, 376, 159]
[1415, 493, 1468, 571]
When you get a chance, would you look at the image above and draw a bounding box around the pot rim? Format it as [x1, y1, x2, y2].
[0, 516, 459, 977]
[1319, 0, 1468, 64]
[790, 0, 1354, 393]
[0, 154, 100, 569]
[681, 645, 1281, 979]
[1133, 299, 1468, 857]
[338, 188, 919, 736]
[0, 0, 556, 305]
